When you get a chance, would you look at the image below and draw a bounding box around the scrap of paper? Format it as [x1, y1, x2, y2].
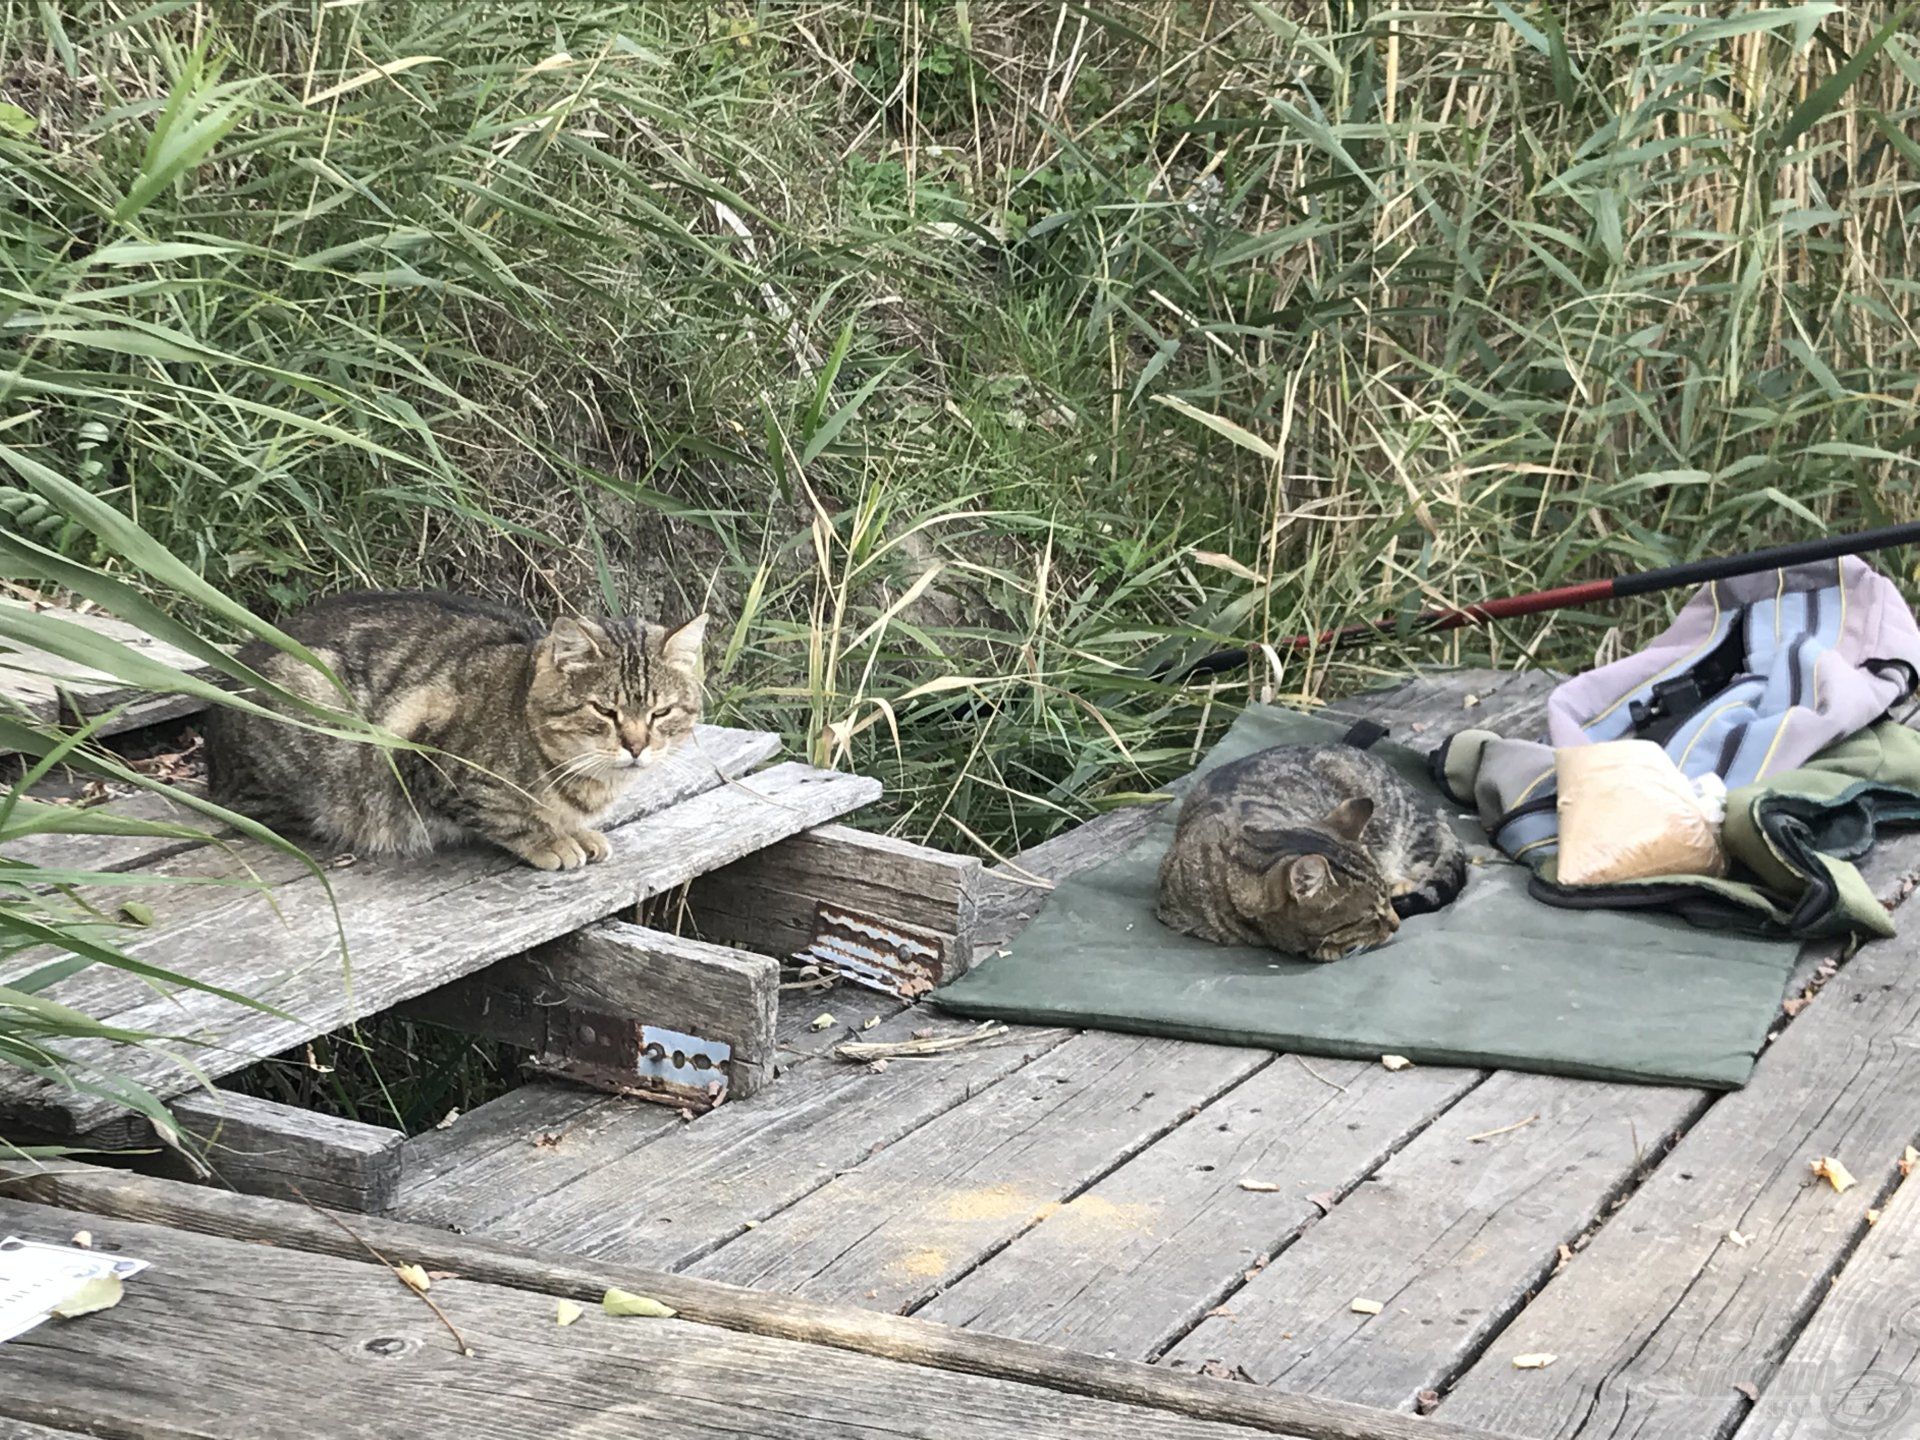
[0, 1236, 148, 1344]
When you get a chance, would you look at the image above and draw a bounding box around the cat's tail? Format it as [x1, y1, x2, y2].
[1391, 838, 1469, 920]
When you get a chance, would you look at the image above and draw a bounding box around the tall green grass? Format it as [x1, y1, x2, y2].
[2, 2, 1917, 1127]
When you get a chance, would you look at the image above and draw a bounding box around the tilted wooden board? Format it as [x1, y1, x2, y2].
[0, 738, 888, 1135]
[0, 599, 218, 742]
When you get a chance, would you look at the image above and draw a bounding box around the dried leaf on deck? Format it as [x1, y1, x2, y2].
[117, 901, 156, 927]
[1381, 1054, 1413, 1071]
[1726, 1229, 1750, 1247]
[1237, 1179, 1283, 1193]
[70, 1231, 92, 1250]
[808, 1012, 836, 1032]
[52, 1274, 122, 1319]
[555, 1299, 582, 1327]
[1902, 1145, 1918, 1177]
[1415, 1390, 1442, 1415]
[394, 1264, 431, 1294]
[1732, 1381, 1759, 1402]
[1866, 1208, 1882, 1225]
[603, 1287, 676, 1318]
[1811, 1156, 1857, 1193]
[1512, 1353, 1558, 1370]
[1350, 1297, 1384, 1315]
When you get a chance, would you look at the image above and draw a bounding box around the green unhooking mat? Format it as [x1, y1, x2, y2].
[935, 705, 1809, 1090]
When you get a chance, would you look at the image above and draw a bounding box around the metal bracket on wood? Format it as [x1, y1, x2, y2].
[532, 1011, 732, 1112]
[793, 903, 946, 999]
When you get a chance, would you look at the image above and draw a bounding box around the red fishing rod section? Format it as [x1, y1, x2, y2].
[1186, 518, 1920, 675]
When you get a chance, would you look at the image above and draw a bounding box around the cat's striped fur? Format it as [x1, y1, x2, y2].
[207, 590, 705, 870]
[1155, 743, 1467, 961]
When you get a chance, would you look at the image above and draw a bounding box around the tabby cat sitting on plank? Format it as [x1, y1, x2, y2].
[1156, 744, 1467, 961]
[207, 590, 706, 871]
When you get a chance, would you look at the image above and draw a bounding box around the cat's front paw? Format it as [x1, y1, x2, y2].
[514, 833, 590, 871]
[573, 828, 610, 863]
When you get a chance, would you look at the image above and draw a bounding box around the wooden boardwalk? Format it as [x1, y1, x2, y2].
[3, 668, 1917, 1440]
[378, 670, 1920, 1440]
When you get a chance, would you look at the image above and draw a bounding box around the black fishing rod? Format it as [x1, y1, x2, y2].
[1178, 519, 1920, 680]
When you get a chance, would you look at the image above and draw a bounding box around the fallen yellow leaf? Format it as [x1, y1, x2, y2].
[1381, 1055, 1413, 1072]
[1350, 1297, 1384, 1315]
[1513, 1353, 1558, 1370]
[394, 1263, 431, 1294]
[603, 1287, 676, 1318]
[1238, 1179, 1283, 1193]
[52, 1274, 122, 1320]
[809, 1013, 835, 1032]
[1866, 1208, 1882, 1226]
[1902, 1145, 1918, 1178]
[1811, 1156, 1857, 1193]
[555, 1299, 582, 1327]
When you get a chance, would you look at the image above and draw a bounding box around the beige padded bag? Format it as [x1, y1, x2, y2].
[1555, 739, 1728, 885]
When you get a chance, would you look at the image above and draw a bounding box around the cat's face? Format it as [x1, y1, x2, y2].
[527, 614, 707, 778]
[1254, 798, 1400, 961]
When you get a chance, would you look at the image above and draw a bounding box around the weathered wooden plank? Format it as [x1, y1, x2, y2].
[0, 1198, 1286, 1440]
[396, 1007, 1074, 1262]
[392, 979, 910, 1216]
[404, 920, 780, 1099]
[689, 1032, 1273, 1311]
[0, 758, 876, 1134]
[921, 1056, 1479, 1358]
[0, 599, 219, 741]
[0, 786, 212, 877]
[0, 1420, 92, 1440]
[1440, 925, 1920, 1440]
[1164, 1071, 1705, 1408]
[0, 1167, 1523, 1440]
[686, 822, 982, 985]
[1735, 1162, 1920, 1439]
[1, 726, 780, 1025]
[149, 1087, 405, 1213]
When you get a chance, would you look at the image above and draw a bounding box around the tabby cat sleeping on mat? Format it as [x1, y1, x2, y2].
[207, 591, 706, 871]
[1156, 744, 1467, 961]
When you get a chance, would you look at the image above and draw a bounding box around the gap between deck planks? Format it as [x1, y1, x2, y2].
[1733, 1141, 1920, 1440]
[0, 1170, 1526, 1440]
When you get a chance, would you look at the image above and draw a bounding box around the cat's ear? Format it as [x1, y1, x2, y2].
[545, 617, 607, 672]
[1286, 853, 1332, 900]
[661, 614, 708, 671]
[1322, 796, 1374, 842]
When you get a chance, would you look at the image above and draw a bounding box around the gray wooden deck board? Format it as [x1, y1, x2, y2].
[686, 1032, 1273, 1310]
[0, 1198, 1280, 1440]
[0, 599, 218, 741]
[1164, 1070, 1706, 1409]
[397, 1007, 1073, 1263]
[1734, 1153, 1920, 1439]
[0, 745, 869, 1135]
[1439, 922, 1920, 1440]
[918, 1056, 1481, 1358]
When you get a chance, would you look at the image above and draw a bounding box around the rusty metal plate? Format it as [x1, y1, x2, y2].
[793, 903, 946, 999]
